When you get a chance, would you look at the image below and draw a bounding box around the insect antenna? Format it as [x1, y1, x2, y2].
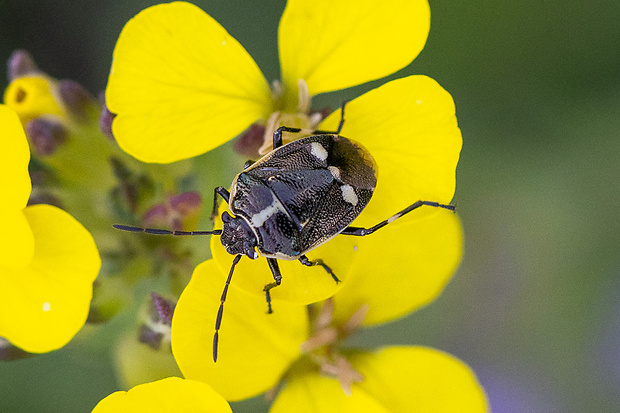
[213, 254, 242, 362]
[113, 224, 222, 236]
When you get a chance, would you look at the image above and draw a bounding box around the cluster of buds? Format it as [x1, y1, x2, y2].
[5, 50, 100, 156]
[2, 50, 208, 366]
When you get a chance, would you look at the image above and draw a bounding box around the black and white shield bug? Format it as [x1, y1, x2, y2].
[114, 106, 455, 361]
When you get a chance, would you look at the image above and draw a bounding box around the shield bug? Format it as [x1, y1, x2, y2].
[115, 105, 455, 361]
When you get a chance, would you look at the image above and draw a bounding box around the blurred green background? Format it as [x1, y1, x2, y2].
[1, 0, 619, 412]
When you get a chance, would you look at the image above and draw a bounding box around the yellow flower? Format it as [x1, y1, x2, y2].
[109, 2, 480, 408]
[171, 260, 488, 411]
[0, 104, 100, 354]
[106, 0, 430, 163]
[209, 76, 462, 307]
[91, 377, 231, 413]
[107, 0, 461, 305]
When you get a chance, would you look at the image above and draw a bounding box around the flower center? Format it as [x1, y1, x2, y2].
[257, 79, 327, 155]
[299, 298, 369, 396]
[235, 79, 334, 159]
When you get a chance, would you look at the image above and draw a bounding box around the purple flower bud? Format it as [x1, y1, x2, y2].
[99, 102, 116, 141]
[143, 204, 169, 228]
[25, 117, 68, 156]
[138, 324, 164, 350]
[58, 79, 96, 122]
[169, 191, 202, 216]
[7, 49, 38, 81]
[234, 123, 266, 159]
[150, 293, 175, 326]
[143, 192, 203, 231]
[138, 293, 176, 350]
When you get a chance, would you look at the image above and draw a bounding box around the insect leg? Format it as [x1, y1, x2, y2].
[273, 126, 302, 150]
[263, 258, 283, 314]
[335, 100, 346, 134]
[211, 186, 231, 221]
[299, 255, 340, 283]
[312, 101, 347, 135]
[341, 200, 455, 237]
[213, 254, 242, 362]
[263, 258, 282, 314]
[273, 101, 347, 150]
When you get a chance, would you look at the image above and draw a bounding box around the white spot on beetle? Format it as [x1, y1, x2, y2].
[340, 184, 358, 206]
[310, 142, 328, 161]
[42, 302, 51, 312]
[251, 196, 286, 227]
[328, 166, 341, 180]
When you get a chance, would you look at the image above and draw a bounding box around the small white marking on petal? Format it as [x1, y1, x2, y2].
[416, 99, 423, 105]
[221, 39, 227, 46]
[310, 142, 328, 161]
[42, 302, 51, 312]
[353, 245, 358, 252]
[328, 166, 341, 180]
[341, 185, 358, 206]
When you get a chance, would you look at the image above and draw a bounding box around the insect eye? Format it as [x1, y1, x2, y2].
[221, 211, 231, 222]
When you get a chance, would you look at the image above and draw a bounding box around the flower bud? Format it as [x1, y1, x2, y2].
[233, 123, 266, 159]
[149, 292, 175, 326]
[25, 117, 68, 156]
[58, 79, 97, 122]
[138, 293, 176, 350]
[143, 191, 202, 231]
[110, 157, 155, 214]
[99, 102, 116, 141]
[7, 49, 38, 81]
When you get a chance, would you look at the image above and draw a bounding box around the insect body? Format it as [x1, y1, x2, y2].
[221, 133, 376, 260]
[115, 110, 455, 362]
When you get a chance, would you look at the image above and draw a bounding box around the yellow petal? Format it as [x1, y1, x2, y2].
[332, 211, 462, 326]
[0, 204, 100, 353]
[349, 346, 488, 412]
[210, 204, 355, 304]
[270, 367, 390, 413]
[0, 105, 34, 269]
[92, 377, 231, 413]
[107, 2, 272, 163]
[272, 347, 487, 413]
[279, 0, 430, 104]
[0, 211, 34, 270]
[319, 75, 462, 228]
[211, 235, 356, 305]
[0, 104, 31, 212]
[171, 260, 308, 401]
